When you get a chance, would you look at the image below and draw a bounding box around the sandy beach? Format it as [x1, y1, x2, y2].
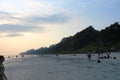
[4, 53, 120, 80]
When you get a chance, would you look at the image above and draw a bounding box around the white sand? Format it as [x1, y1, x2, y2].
[4, 53, 120, 80]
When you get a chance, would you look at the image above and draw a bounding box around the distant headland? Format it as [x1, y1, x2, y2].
[20, 22, 120, 55]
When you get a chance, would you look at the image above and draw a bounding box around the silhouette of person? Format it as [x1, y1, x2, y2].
[87, 51, 91, 61]
[21, 55, 24, 58]
[0, 55, 8, 80]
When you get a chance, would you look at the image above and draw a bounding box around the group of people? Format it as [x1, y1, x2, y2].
[86, 49, 119, 62]
[7, 54, 24, 59]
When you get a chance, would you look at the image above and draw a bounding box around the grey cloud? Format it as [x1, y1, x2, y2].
[0, 12, 21, 20]
[0, 24, 43, 33]
[27, 14, 69, 23]
[0, 12, 9, 15]
[0, 11, 70, 24]
[6, 32, 23, 37]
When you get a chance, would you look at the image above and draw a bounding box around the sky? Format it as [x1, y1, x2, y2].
[0, 0, 120, 55]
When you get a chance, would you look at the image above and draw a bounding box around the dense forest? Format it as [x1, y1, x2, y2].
[20, 22, 120, 55]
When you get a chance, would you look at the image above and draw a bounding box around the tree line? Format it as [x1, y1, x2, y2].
[20, 22, 120, 55]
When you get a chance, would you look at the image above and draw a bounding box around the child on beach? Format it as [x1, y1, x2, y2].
[0, 55, 8, 80]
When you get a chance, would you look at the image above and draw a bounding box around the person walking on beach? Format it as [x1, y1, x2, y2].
[0, 55, 8, 80]
[87, 51, 91, 61]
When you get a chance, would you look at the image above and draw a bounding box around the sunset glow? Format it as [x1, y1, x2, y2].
[0, 0, 120, 55]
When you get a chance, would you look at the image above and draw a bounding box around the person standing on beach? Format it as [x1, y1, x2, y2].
[0, 56, 8, 80]
[87, 51, 91, 61]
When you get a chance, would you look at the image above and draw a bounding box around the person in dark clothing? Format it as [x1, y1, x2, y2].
[87, 51, 91, 61]
[0, 56, 7, 80]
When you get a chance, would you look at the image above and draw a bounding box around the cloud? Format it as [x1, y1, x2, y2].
[7, 33, 23, 37]
[0, 24, 43, 33]
[0, 32, 23, 37]
[0, 12, 24, 20]
[0, 12, 24, 25]
[0, 11, 69, 25]
[0, 24, 44, 37]
[0, 11, 69, 37]
[0, 0, 61, 15]
[26, 14, 69, 23]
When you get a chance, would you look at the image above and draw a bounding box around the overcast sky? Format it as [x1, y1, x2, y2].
[0, 0, 120, 55]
